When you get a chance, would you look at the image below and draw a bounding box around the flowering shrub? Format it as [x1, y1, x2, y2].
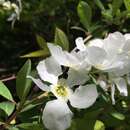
[1, 0, 130, 130]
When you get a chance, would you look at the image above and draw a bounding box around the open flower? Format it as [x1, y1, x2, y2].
[27, 56, 98, 130]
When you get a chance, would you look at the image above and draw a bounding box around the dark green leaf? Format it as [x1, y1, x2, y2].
[112, 0, 123, 16]
[0, 101, 15, 116]
[17, 123, 43, 130]
[16, 59, 32, 102]
[73, 110, 100, 130]
[77, 1, 92, 31]
[0, 81, 14, 101]
[36, 35, 48, 50]
[54, 27, 69, 50]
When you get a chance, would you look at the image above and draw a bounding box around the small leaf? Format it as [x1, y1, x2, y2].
[36, 35, 48, 50]
[17, 123, 43, 130]
[94, 120, 105, 130]
[0, 101, 15, 116]
[124, 0, 130, 10]
[77, 1, 92, 31]
[112, 0, 123, 16]
[16, 59, 32, 102]
[21, 50, 50, 58]
[110, 111, 125, 120]
[8, 127, 19, 130]
[54, 27, 69, 50]
[0, 81, 14, 101]
[94, 0, 105, 11]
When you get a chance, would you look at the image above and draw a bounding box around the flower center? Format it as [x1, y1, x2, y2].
[54, 85, 68, 97]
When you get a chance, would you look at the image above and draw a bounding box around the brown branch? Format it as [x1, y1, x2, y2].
[1, 75, 16, 82]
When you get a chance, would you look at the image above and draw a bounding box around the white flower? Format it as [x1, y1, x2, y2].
[27, 56, 98, 130]
[76, 32, 130, 104]
[47, 42, 91, 71]
[86, 32, 130, 76]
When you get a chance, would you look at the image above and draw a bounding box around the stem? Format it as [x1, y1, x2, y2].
[1, 75, 16, 82]
[23, 92, 48, 108]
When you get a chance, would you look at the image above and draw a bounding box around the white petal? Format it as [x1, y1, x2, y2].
[45, 56, 62, 76]
[75, 37, 86, 51]
[114, 77, 128, 96]
[69, 84, 98, 109]
[103, 32, 125, 55]
[27, 76, 50, 92]
[67, 68, 89, 88]
[124, 33, 130, 40]
[42, 99, 73, 130]
[123, 39, 130, 52]
[88, 39, 104, 48]
[111, 84, 116, 105]
[86, 46, 107, 65]
[47, 43, 78, 67]
[37, 56, 61, 84]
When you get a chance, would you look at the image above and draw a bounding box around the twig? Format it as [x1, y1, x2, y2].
[1, 75, 16, 82]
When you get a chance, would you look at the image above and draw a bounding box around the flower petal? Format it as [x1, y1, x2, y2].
[67, 68, 89, 88]
[88, 39, 104, 48]
[37, 56, 61, 84]
[42, 99, 73, 130]
[27, 76, 50, 92]
[69, 84, 98, 109]
[103, 32, 125, 55]
[114, 77, 128, 96]
[47, 43, 78, 67]
[86, 46, 107, 65]
[124, 33, 130, 40]
[75, 37, 86, 51]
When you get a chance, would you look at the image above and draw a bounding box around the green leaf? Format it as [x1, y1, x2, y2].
[0, 81, 14, 101]
[16, 59, 32, 102]
[8, 127, 19, 130]
[54, 27, 69, 50]
[124, 0, 130, 10]
[94, 0, 105, 11]
[36, 35, 48, 50]
[94, 120, 105, 130]
[110, 111, 125, 120]
[112, 0, 123, 16]
[73, 110, 101, 130]
[77, 1, 92, 32]
[0, 101, 15, 116]
[17, 123, 43, 130]
[20, 50, 50, 58]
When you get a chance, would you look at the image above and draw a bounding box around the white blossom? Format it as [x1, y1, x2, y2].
[27, 56, 98, 130]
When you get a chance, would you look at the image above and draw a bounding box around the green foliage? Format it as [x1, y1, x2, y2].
[94, 120, 105, 130]
[0, 81, 14, 102]
[0, 0, 130, 130]
[124, 0, 130, 10]
[77, 1, 92, 32]
[21, 50, 49, 58]
[16, 59, 32, 102]
[54, 27, 69, 50]
[0, 101, 15, 116]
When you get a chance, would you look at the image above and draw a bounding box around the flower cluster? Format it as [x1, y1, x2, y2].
[28, 32, 130, 130]
[0, 0, 22, 26]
